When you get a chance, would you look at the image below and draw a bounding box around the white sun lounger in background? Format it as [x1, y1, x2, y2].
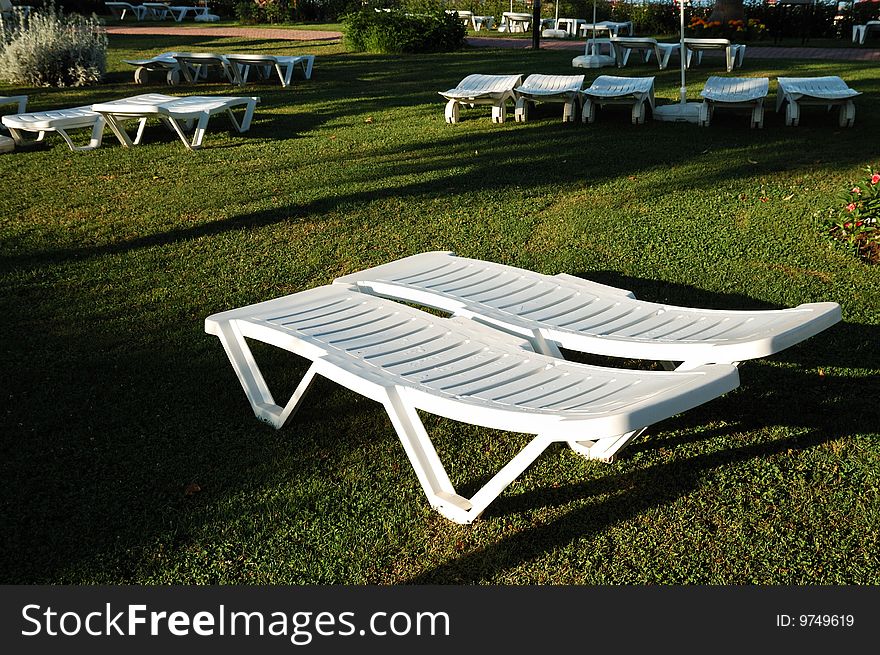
[171, 53, 243, 85]
[2, 105, 106, 151]
[439, 74, 523, 123]
[206, 284, 739, 522]
[91, 94, 259, 151]
[334, 251, 842, 371]
[699, 76, 769, 128]
[105, 2, 147, 20]
[683, 38, 746, 73]
[775, 76, 861, 127]
[852, 20, 880, 45]
[609, 36, 678, 70]
[141, 2, 172, 19]
[514, 74, 585, 122]
[580, 76, 655, 124]
[225, 54, 315, 87]
[124, 51, 184, 84]
[0, 95, 28, 153]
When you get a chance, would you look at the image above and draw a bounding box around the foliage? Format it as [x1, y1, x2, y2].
[343, 8, 465, 53]
[687, 16, 767, 40]
[822, 166, 880, 264]
[0, 4, 107, 87]
[234, 0, 292, 24]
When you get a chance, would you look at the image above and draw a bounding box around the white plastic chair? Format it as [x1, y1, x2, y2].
[699, 76, 769, 128]
[225, 54, 315, 87]
[439, 74, 523, 124]
[580, 75, 655, 124]
[775, 76, 861, 127]
[91, 94, 260, 151]
[206, 284, 740, 523]
[514, 74, 585, 123]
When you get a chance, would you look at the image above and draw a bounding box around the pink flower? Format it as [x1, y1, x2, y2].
[872, 173, 880, 185]
[846, 203, 857, 212]
[852, 186, 861, 194]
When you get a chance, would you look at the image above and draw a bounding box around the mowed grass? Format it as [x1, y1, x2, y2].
[0, 34, 878, 584]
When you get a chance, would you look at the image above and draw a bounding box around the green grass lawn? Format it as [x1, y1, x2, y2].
[0, 35, 878, 584]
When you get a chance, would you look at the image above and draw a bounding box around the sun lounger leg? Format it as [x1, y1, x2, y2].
[751, 101, 764, 129]
[445, 99, 459, 124]
[563, 98, 577, 122]
[211, 321, 288, 427]
[277, 63, 294, 87]
[839, 100, 855, 127]
[301, 57, 314, 80]
[514, 97, 529, 122]
[581, 98, 596, 124]
[491, 101, 507, 124]
[631, 99, 647, 125]
[55, 118, 106, 152]
[784, 100, 799, 127]
[698, 101, 711, 127]
[568, 428, 645, 463]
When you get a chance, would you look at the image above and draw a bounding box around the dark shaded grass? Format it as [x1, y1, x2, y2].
[0, 37, 877, 584]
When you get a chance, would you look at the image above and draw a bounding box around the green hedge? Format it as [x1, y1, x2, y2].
[343, 9, 466, 54]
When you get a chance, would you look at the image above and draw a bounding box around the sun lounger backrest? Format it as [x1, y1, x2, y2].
[334, 251, 841, 367]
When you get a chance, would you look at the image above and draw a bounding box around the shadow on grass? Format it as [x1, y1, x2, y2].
[405, 426, 839, 584]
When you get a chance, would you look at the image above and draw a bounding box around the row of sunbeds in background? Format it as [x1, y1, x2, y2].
[0, 50, 317, 152]
[440, 74, 861, 128]
[105, 1, 217, 22]
[124, 52, 315, 87]
[581, 36, 747, 74]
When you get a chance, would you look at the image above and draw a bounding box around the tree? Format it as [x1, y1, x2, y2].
[708, 0, 746, 23]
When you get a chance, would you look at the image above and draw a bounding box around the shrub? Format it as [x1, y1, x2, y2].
[821, 166, 880, 264]
[234, 0, 292, 24]
[0, 5, 107, 87]
[687, 16, 767, 40]
[343, 8, 465, 54]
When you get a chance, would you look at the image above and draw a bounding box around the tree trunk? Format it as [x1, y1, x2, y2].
[708, 0, 746, 23]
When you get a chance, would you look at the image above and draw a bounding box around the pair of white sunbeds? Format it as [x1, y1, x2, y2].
[440, 73, 655, 125]
[206, 251, 841, 525]
[124, 51, 315, 87]
[441, 73, 861, 128]
[1, 93, 259, 151]
[605, 36, 747, 73]
[105, 2, 214, 22]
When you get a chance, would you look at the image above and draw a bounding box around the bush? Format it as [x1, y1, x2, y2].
[343, 9, 465, 54]
[0, 5, 107, 87]
[235, 0, 291, 24]
[821, 166, 880, 264]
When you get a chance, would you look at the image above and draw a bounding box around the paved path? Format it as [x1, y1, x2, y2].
[105, 25, 880, 60]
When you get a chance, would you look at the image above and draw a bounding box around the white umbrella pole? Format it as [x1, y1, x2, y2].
[678, 0, 686, 104]
[652, 0, 700, 122]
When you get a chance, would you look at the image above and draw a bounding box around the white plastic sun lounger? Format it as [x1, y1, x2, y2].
[439, 74, 523, 124]
[609, 37, 678, 70]
[124, 51, 184, 84]
[206, 284, 739, 523]
[225, 54, 315, 87]
[580, 76, 655, 124]
[775, 76, 861, 127]
[514, 74, 585, 123]
[171, 53, 243, 85]
[334, 251, 842, 372]
[683, 38, 746, 73]
[699, 76, 769, 128]
[91, 94, 259, 150]
[852, 20, 880, 45]
[2, 105, 106, 151]
[105, 1, 147, 20]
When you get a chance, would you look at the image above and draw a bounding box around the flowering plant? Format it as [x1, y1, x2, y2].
[687, 17, 766, 40]
[822, 167, 880, 264]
